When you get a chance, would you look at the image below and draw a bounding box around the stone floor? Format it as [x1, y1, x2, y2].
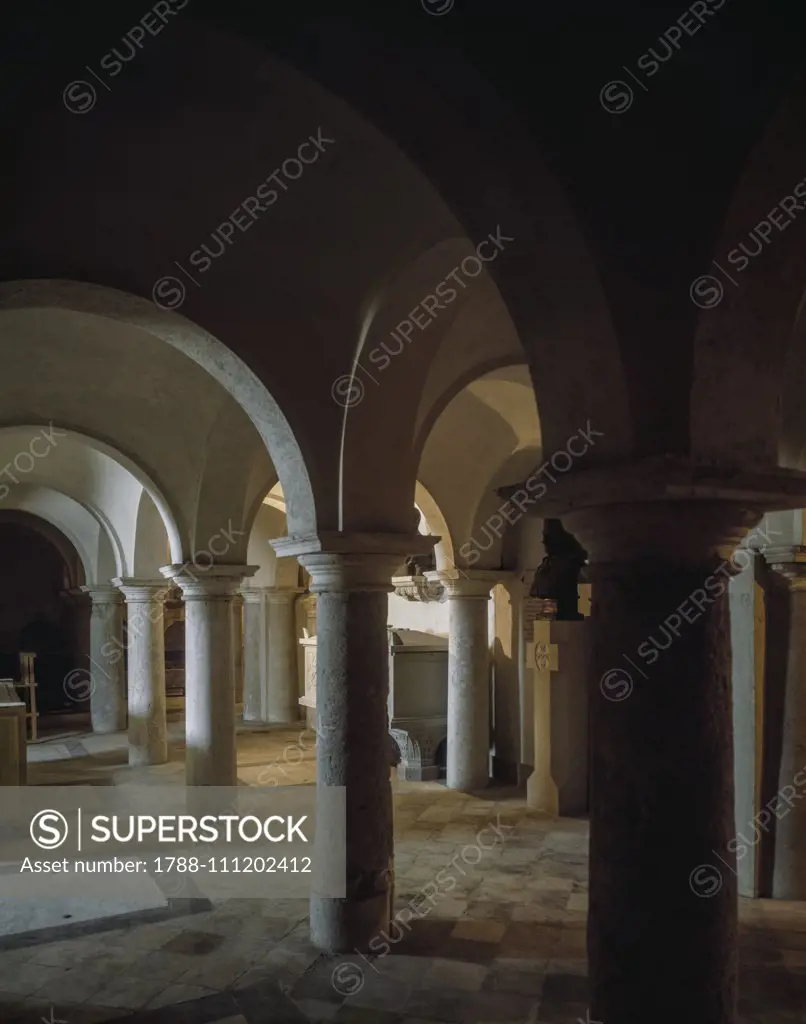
[2, 723, 804, 1022]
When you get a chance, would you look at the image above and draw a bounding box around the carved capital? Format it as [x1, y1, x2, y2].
[391, 574, 445, 602]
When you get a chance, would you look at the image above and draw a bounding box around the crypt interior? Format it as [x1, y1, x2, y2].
[3, 1, 806, 1022]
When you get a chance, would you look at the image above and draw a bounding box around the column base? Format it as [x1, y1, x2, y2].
[310, 891, 390, 954]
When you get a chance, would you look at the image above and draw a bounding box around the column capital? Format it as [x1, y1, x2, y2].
[80, 584, 124, 605]
[272, 533, 437, 594]
[426, 568, 512, 599]
[112, 578, 172, 602]
[498, 457, 806, 521]
[160, 564, 258, 600]
[563, 502, 766, 567]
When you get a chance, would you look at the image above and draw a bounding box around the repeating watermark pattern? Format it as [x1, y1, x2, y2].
[330, 227, 515, 408]
[600, 0, 730, 114]
[458, 422, 603, 566]
[689, 764, 806, 897]
[152, 130, 336, 311]
[0, 423, 67, 502]
[63, 518, 246, 703]
[599, 519, 780, 700]
[62, 1, 190, 115]
[690, 174, 806, 308]
[323, 815, 515, 996]
[421, 0, 455, 14]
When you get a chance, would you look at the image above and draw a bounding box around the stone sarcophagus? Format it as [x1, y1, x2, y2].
[388, 628, 448, 781]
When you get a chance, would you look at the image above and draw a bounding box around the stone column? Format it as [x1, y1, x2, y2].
[565, 501, 760, 1024]
[80, 584, 126, 734]
[728, 546, 761, 897]
[273, 533, 431, 954]
[231, 592, 244, 709]
[242, 587, 268, 723]
[161, 564, 257, 786]
[765, 546, 806, 899]
[241, 586, 303, 723]
[429, 569, 502, 792]
[113, 579, 170, 766]
[267, 587, 305, 722]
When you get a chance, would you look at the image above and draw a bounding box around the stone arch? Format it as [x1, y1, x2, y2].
[2, 483, 121, 583]
[0, 421, 183, 571]
[0, 282, 317, 539]
[690, 65, 806, 466]
[0, 508, 86, 591]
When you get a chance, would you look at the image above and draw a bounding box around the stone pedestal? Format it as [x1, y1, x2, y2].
[113, 579, 170, 767]
[162, 565, 257, 786]
[274, 532, 434, 954]
[526, 620, 589, 816]
[81, 585, 126, 734]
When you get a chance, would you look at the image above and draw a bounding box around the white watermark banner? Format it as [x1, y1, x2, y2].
[0, 786, 344, 901]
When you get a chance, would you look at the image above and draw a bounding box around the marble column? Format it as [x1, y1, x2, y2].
[565, 501, 759, 1024]
[765, 546, 806, 899]
[113, 579, 170, 766]
[273, 533, 430, 954]
[429, 569, 501, 792]
[80, 584, 126, 734]
[162, 564, 257, 786]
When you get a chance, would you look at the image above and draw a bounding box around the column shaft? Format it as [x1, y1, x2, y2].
[267, 590, 302, 723]
[310, 583, 393, 951]
[447, 594, 491, 790]
[565, 503, 751, 1024]
[771, 574, 806, 898]
[163, 565, 257, 786]
[82, 586, 126, 734]
[114, 580, 169, 767]
[185, 593, 236, 785]
[242, 590, 267, 723]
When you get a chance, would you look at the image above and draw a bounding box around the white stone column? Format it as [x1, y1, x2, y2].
[242, 587, 268, 723]
[162, 564, 257, 786]
[273, 533, 431, 954]
[267, 587, 305, 722]
[241, 586, 303, 723]
[80, 584, 126, 734]
[231, 592, 244, 709]
[113, 579, 170, 766]
[728, 547, 761, 897]
[428, 569, 501, 791]
[766, 546, 806, 899]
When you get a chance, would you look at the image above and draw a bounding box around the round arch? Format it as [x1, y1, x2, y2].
[0, 282, 317, 539]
